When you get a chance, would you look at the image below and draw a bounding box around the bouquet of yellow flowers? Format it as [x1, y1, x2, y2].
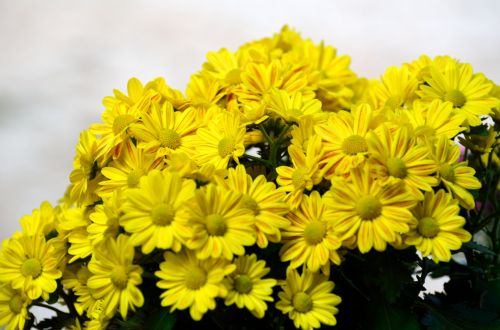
[1, 26, 499, 330]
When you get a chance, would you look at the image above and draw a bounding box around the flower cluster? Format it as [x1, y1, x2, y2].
[1, 26, 499, 330]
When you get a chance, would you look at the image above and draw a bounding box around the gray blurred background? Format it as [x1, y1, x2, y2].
[1, 0, 500, 245]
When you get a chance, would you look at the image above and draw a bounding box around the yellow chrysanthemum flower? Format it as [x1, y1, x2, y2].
[58, 206, 93, 263]
[87, 235, 144, 319]
[88, 191, 123, 247]
[280, 191, 342, 272]
[0, 286, 31, 330]
[406, 100, 465, 142]
[195, 112, 246, 169]
[215, 165, 289, 248]
[202, 48, 242, 86]
[373, 66, 418, 110]
[276, 268, 341, 330]
[223, 254, 277, 318]
[405, 190, 471, 263]
[432, 137, 482, 209]
[325, 166, 416, 253]
[131, 102, 199, 159]
[266, 89, 324, 123]
[155, 249, 235, 321]
[18, 201, 56, 237]
[186, 74, 226, 110]
[368, 125, 438, 199]
[98, 140, 163, 198]
[315, 103, 375, 177]
[185, 183, 255, 260]
[0, 235, 61, 300]
[417, 61, 497, 126]
[121, 170, 196, 254]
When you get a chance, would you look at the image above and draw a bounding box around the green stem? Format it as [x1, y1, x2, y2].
[59, 288, 83, 324]
[243, 153, 272, 167]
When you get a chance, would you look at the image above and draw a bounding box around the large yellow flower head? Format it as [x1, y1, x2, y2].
[155, 249, 235, 321]
[404, 190, 471, 262]
[280, 191, 342, 272]
[87, 235, 144, 319]
[276, 268, 341, 330]
[121, 170, 196, 254]
[0, 286, 30, 330]
[185, 183, 256, 260]
[223, 254, 277, 318]
[325, 165, 416, 253]
[0, 235, 61, 300]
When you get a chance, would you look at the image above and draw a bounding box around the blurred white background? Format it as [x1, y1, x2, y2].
[1, 0, 499, 324]
[0, 0, 499, 300]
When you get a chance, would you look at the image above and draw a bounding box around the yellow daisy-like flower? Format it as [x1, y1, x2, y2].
[0, 286, 31, 330]
[186, 74, 226, 110]
[266, 89, 324, 123]
[19, 201, 56, 237]
[223, 254, 277, 318]
[432, 137, 482, 209]
[417, 61, 497, 126]
[195, 112, 246, 169]
[215, 165, 289, 248]
[155, 249, 235, 321]
[185, 183, 255, 260]
[131, 102, 199, 159]
[87, 235, 144, 319]
[276, 134, 324, 209]
[98, 140, 162, 198]
[0, 235, 61, 300]
[325, 166, 416, 253]
[373, 66, 418, 110]
[280, 191, 342, 272]
[406, 100, 465, 142]
[121, 170, 196, 254]
[57, 206, 93, 263]
[368, 125, 438, 199]
[88, 191, 123, 247]
[405, 190, 471, 263]
[315, 103, 375, 177]
[202, 48, 242, 86]
[276, 268, 341, 330]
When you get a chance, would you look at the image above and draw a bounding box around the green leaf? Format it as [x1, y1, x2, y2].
[463, 241, 496, 256]
[144, 309, 177, 330]
[371, 301, 419, 330]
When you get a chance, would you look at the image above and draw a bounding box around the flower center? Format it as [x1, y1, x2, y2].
[417, 216, 440, 238]
[292, 292, 313, 313]
[127, 169, 144, 188]
[304, 221, 326, 245]
[9, 295, 23, 314]
[234, 274, 253, 294]
[291, 168, 309, 189]
[158, 128, 181, 149]
[439, 163, 455, 182]
[342, 135, 368, 155]
[110, 265, 129, 290]
[151, 203, 175, 226]
[185, 266, 207, 290]
[21, 258, 42, 278]
[218, 137, 235, 158]
[241, 195, 259, 215]
[444, 89, 466, 108]
[77, 266, 92, 285]
[112, 114, 136, 135]
[206, 214, 227, 236]
[356, 195, 382, 220]
[386, 157, 408, 179]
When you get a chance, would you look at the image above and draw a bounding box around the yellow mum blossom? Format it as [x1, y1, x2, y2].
[315, 103, 375, 177]
[276, 268, 341, 330]
[19, 201, 56, 237]
[185, 183, 255, 260]
[104, 77, 161, 112]
[87, 235, 144, 319]
[368, 125, 438, 199]
[186, 74, 226, 110]
[405, 190, 471, 263]
[121, 170, 196, 254]
[202, 48, 242, 86]
[195, 112, 246, 169]
[155, 249, 235, 321]
[88, 191, 123, 247]
[280, 191, 342, 272]
[373, 66, 418, 110]
[266, 89, 324, 123]
[325, 165, 416, 253]
[223, 254, 277, 318]
[417, 61, 497, 126]
[214, 165, 289, 248]
[0, 286, 31, 330]
[432, 137, 482, 209]
[58, 206, 93, 263]
[0, 235, 61, 300]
